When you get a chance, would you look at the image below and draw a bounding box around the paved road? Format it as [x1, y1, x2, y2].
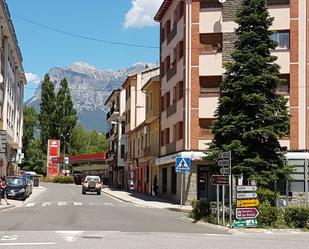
[0, 183, 308, 249]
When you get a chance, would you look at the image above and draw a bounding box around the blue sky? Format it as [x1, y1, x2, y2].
[6, 0, 163, 100]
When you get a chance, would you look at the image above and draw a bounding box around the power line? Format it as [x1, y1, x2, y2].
[12, 13, 159, 49]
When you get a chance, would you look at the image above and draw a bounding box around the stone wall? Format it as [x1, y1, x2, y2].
[222, 0, 242, 22]
[222, 32, 237, 64]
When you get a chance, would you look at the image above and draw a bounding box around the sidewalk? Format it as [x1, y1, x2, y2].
[0, 185, 46, 211]
[102, 188, 192, 213]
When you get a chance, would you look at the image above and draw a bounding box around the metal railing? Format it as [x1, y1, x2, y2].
[200, 1, 222, 10]
[200, 87, 220, 96]
[167, 23, 177, 45]
[267, 0, 290, 6]
[167, 63, 177, 81]
[166, 141, 176, 154]
[166, 102, 177, 118]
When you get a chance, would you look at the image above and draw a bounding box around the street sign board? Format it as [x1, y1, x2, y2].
[236, 208, 259, 219]
[236, 185, 257, 192]
[236, 199, 260, 207]
[211, 175, 229, 185]
[218, 151, 231, 159]
[218, 159, 230, 167]
[233, 219, 258, 228]
[64, 157, 69, 165]
[236, 192, 258, 199]
[175, 157, 191, 173]
[220, 167, 230, 175]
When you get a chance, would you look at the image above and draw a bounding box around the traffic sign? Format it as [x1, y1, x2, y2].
[236, 185, 257, 192]
[211, 175, 229, 185]
[220, 167, 230, 175]
[233, 219, 258, 228]
[236, 208, 259, 219]
[64, 157, 69, 165]
[175, 157, 191, 173]
[218, 151, 231, 159]
[236, 199, 260, 207]
[218, 159, 230, 167]
[236, 192, 258, 199]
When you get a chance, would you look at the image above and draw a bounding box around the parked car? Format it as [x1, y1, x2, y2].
[6, 176, 32, 200]
[82, 176, 102, 195]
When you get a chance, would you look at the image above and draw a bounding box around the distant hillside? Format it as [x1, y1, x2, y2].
[25, 62, 156, 131]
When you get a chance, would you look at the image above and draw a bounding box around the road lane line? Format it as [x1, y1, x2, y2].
[55, 231, 84, 242]
[25, 203, 35, 207]
[58, 202, 67, 206]
[42, 202, 51, 207]
[73, 202, 82, 206]
[0, 242, 57, 246]
[104, 203, 113, 206]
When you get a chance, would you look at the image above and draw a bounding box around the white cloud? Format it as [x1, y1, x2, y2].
[124, 0, 164, 29]
[25, 72, 40, 84]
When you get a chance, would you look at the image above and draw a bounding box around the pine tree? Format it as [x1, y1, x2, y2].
[38, 74, 57, 153]
[22, 106, 37, 158]
[209, 0, 291, 186]
[55, 78, 77, 155]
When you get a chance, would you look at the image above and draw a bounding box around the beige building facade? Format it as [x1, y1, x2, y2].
[155, 0, 294, 204]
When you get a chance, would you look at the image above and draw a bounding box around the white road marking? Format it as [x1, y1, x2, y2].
[0, 242, 57, 246]
[42, 202, 51, 207]
[25, 203, 35, 207]
[74, 202, 83, 206]
[58, 202, 67, 206]
[55, 231, 84, 243]
[1, 235, 18, 241]
[104, 203, 113, 206]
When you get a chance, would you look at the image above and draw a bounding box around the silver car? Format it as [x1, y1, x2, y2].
[82, 176, 102, 195]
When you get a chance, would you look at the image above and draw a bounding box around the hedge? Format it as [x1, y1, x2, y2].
[52, 176, 74, 184]
[284, 207, 309, 228]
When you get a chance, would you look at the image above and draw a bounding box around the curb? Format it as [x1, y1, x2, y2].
[0, 204, 15, 212]
[179, 216, 231, 231]
[102, 190, 192, 213]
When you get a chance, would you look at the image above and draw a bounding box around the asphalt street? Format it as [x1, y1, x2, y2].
[0, 183, 308, 249]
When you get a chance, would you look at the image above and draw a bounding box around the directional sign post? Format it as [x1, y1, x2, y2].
[236, 185, 257, 192]
[220, 168, 230, 175]
[175, 157, 191, 207]
[236, 199, 260, 208]
[236, 192, 258, 199]
[211, 175, 229, 185]
[233, 219, 258, 228]
[218, 159, 230, 167]
[236, 208, 259, 219]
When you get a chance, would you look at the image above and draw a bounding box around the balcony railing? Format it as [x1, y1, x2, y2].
[166, 102, 177, 118]
[276, 84, 289, 95]
[200, 44, 222, 54]
[267, 0, 290, 6]
[166, 141, 176, 154]
[167, 63, 177, 81]
[199, 128, 213, 139]
[200, 87, 220, 96]
[200, 1, 222, 10]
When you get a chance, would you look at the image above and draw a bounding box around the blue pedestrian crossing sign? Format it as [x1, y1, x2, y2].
[175, 157, 191, 173]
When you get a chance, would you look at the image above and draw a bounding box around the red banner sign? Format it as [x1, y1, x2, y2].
[47, 140, 60, 177]
[210, 175, 229, 185]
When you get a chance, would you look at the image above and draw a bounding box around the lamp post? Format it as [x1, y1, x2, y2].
[60, 132, 69, 173]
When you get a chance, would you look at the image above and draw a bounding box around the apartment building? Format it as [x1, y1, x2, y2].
[154, 0, 293, 203]
[122, 67, 159, 193]
[0, 1, 26, 176]
[105, 89, 127, 188]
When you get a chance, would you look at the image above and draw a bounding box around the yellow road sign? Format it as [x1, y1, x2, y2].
[236, 199, 259, 207]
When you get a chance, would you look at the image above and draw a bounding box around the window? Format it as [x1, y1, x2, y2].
[171, 167, 177, 194]
[173, 87, 177, 103]
[178, 121, 183, 140]
[166, 56, 171, 72]
[166, 128, 170, 144]
[179, 1, 184, 18]
[271, 31, 290, 49]
[160, 130, 165, 146]
[166, 92, 170, 108]
[121, 145, 125, 158]
[178, 41, 184, 59]
[178, 81, 184, 99]
[161, 96, 165, 111]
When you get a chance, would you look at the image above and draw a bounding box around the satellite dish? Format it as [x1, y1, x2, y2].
[218, 0, 226, 3]
[0, 74, 3, 84]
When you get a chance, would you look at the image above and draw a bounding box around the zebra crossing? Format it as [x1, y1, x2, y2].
[23, 201, 116, 208]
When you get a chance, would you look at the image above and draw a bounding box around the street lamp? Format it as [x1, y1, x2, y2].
[60, 132, 70, 172]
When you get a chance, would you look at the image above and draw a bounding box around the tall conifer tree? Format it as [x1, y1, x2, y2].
[55, 78, 77, 154]
[209, 0, 290, 186]
[38, 74, 57, 153]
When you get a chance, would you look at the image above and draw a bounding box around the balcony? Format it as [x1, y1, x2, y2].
[199, 96, 218, 118]
[199, 128, 213, 140]
[143, 146, 159, 157]
[167, 63, 177, 81]
[267, 0, 290, 6]
[166, 141, 176, 155]
[276, 84, 289, 95]
[166, 102, 177, 118]
[106, 106, 120, 121]
[167, 23, 177, 45]
[199, 53, 222, 76]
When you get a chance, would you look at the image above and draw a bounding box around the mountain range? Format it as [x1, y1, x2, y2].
[25, 62, 156, 132]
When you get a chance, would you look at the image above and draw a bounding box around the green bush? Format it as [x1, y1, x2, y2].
[258, 201, 280, 227]
[52, 176, 74, 184]
[257, 188, 278, 206]
[284, 207, 309, 228]
[191, 200, 211, 220]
